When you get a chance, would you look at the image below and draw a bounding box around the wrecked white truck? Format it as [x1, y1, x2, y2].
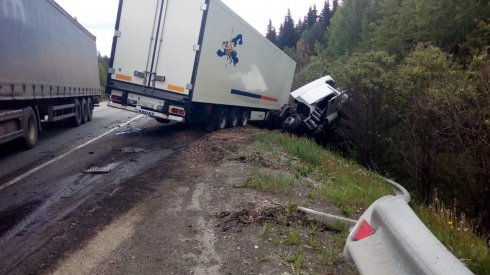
[265, 75, 346, 142]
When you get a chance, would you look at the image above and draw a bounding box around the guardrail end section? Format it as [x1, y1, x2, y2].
[344, 196, 474, 275]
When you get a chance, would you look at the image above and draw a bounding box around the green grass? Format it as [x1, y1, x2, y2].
[307, 235, 321, 249]
[318, 248, 340, 267]
[285, 231, 301, 246]
[254, 131, 323, 167]
[308, 221, 320, 235]
[253, 130, 393, 212]
[244, 170, 294, 195]
[278, 248, 306, 273]
[414, 200, 490, 273]
[261, 221, 274, 237]
[249, 129, 490, 274]
[258, 246, 271, 261]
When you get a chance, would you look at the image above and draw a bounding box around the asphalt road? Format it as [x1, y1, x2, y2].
[0, 102, 136, 184]
[0, 103, 204, 274]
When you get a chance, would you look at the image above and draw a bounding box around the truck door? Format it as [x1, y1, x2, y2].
[149, 0, 204, 96]
[111, 0, 166, 87]
[326, 95, 342, 116]
[111, 0, 204, 96]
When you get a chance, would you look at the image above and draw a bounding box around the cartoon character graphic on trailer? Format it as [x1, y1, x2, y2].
[216, 30, 243, 68]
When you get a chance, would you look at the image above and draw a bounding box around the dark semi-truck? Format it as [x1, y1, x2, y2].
[0, 0, 100, 149]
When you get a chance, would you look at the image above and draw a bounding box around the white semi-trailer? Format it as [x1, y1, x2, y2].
[0, 0, 100, 148]
[106, 0, 296, 131]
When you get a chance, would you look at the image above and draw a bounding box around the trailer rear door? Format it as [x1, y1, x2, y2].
[111, 0, 205, 96]
[111, 0, 163, 87]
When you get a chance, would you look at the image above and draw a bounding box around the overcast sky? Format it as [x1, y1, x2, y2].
[54, 0, 330, 57]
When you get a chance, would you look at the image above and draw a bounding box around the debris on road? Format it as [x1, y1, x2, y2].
[116, 127, 143, 136]
[83, 165, 111, 174]
[120, 147, 146, 153]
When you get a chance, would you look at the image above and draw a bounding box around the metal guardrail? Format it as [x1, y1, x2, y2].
[298, 206, 357, 228]
[343, 177, 474, 275]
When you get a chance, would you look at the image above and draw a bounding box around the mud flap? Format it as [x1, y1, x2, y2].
[204, 105, 221, 132]
[34, 106, 42, 132]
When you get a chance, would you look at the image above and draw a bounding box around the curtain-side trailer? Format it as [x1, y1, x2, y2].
[0, 0, 100, 149]
[106, 0, 296, 131]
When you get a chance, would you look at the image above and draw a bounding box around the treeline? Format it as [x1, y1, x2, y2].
[266, 1, 339, 70]
[98, 53, 109, 99]
[267, 0, 490, 234]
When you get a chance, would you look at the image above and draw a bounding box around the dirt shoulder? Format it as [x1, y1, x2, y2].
[49, 126, 357, 275]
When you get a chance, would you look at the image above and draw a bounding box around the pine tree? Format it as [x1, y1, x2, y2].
[265, 19, 277, 45]
[306, 5, 318, 29]
[296, 18, 305, 38]
[332, 0, 339, 14]
[313, 4, 318, 22]
[306, 6, 313, 29]
[278, 9, 298, 49]
[277, 23, 284, 49]
[320, 0, 331, 29]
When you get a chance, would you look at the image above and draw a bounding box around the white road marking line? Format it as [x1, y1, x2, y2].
[0, 115, 144, 191]
[94, 108, 109, 112]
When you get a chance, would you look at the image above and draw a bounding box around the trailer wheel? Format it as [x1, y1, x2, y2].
[229, 107, 239, 128]
[21, 107, 38, 149]
[264, 110, 280, 129]
[238, 108, 249, 127]
[216, 107, 228, 130]
[281, 114, 301, 133]
[69, 98, 82, 127]
[87, 97, 93, 121]
[81, 98, 88, 124]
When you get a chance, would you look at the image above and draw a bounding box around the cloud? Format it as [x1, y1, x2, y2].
[87, 28, 114, 57]
[54, 0, 329, 56]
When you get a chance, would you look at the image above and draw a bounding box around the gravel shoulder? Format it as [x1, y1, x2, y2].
[46, 126, 357, 275]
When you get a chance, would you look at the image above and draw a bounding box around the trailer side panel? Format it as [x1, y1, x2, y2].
[0, 0, 100, 101]
[192, 0, 296, 109]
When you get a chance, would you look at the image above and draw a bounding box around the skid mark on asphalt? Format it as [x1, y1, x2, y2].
[51, 209, 143, 275]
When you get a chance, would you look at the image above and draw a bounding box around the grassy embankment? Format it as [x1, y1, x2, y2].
[243, 129, 490, 274]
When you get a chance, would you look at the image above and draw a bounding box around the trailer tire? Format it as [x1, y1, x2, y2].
[238, 108, 249, 127]
[69, 98, 82, 127]
[264, 110, 278, 129]
[81, 98, 88, 124]
[216, 107, 228, 130]
[21, 107, 38, 149]
[281, 114, 301, 133]
[229, 107, 239, 128]
[87, 97, 93, 121]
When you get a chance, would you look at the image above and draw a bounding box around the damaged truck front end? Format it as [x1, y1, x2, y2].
[266, 75, 346, 142]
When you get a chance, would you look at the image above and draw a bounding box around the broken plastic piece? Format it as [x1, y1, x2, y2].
[120, 147, 145, 153]
[116, 127, 142, 135]
[83, 165, 111, 174]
